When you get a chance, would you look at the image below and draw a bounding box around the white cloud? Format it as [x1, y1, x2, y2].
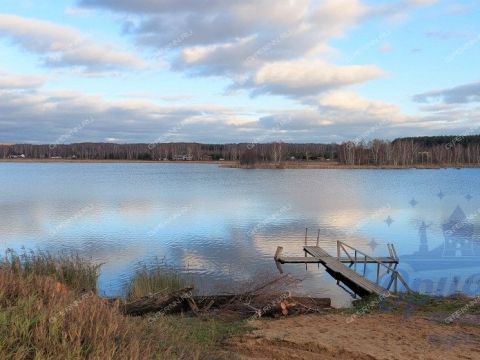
[0, 14, 145, 72]
[0, 0, 449, 144]
[0, 87, 261, 143]
[79, 0, 434, 76]
[315, 91, 408, 129]
[0, 71, 45, 89]
[319, 91, 398, 113]
[252, 60, 385, 97]
[0, 83, 471, 144]
[74, 0, 438, 118]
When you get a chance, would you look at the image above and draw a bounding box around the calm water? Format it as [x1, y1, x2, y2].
[1, 163, 479, 306]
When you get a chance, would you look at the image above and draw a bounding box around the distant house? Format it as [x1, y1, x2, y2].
[50, 156, 62, 159]
[202, 154, 213, 161]
[172, 154, 193, 161]
[9, 154, 25, 159]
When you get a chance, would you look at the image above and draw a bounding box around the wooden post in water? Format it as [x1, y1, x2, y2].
[274, 246, 283, 261]
[376, 263, 380, 284]
[316, 229, 320, 247]
[304, 228, 308, 269]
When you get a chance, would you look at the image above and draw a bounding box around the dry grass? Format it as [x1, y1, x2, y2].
[1, 248, 100, 293]
[126, 262, 188, 301]
[0, 252, 246, 359]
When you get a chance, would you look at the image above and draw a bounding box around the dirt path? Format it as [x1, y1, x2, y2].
[228, 313, 480, 359]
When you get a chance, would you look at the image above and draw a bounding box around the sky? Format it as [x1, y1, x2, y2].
[0, 0, 479, 144]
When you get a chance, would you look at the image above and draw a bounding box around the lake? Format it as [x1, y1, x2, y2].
[1, 163, 479, 306]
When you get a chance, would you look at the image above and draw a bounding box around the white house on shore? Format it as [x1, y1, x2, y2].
[172, 154, 193, 161]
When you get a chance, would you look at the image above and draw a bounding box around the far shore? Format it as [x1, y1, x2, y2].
[1, 158, 479, 169]
[221, 161, 480, 169]
[0, 158, 236, 165]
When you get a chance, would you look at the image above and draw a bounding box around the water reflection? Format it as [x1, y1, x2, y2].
[401, 205, 480, 296]
[0, 164, 478, 306]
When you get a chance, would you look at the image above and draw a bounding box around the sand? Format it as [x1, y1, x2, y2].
[228, 313, 480, 359]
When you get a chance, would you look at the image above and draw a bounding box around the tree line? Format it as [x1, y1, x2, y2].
[0, 142, 337, 162]
[338, 136, 480, 166]
[1, 135, 479, 166]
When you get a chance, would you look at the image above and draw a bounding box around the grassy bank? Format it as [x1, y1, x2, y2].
[126, 262, 188, 301]
[2, 250, 478, 359]
[348, 292, 480, 323]
[0, 250, 246, 359]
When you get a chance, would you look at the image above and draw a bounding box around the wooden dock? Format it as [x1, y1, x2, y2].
[274, 236, 411, 297]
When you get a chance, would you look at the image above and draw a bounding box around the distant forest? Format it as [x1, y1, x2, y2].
[2, 135, 480, 166]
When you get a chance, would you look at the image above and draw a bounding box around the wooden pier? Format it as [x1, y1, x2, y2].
[274, 234, 411, 297]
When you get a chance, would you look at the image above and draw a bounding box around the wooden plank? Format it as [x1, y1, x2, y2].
[278, 256, 397, 264]
[303, 246, 389, 296]
[303, 246, 397, 263]
[277, 256, 322, 263]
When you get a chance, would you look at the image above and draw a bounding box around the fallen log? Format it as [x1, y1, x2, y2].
[120, 291, 331, 317]
[117, 272, 331, 319]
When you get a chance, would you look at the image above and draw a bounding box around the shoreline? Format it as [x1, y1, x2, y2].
[222, 161, 480, 169]
[3, 249, 480, 359]
[1, 159, 479, 169]
[0, 159, 236, 165]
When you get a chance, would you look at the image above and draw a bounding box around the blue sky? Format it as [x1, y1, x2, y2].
[0, 0, 479, 144]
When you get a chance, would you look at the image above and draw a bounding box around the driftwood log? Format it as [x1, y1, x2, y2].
[118, 275, 331, 318]
[120, 289, 331, 317]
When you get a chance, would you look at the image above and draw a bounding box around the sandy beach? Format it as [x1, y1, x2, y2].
[228, 313, 480, 359]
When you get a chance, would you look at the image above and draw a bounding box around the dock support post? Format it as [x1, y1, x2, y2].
[304, 228, 308, 246]
[376, 263, 380, 284]
[274, 246, 283, 261]
[274, 247, 284, 274]
[316, 229, 320, 247]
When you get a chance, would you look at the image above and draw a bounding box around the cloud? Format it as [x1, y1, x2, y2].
[0, 71, 45, 89]
[78, 0, 369, 77]
[0, 88, 260, 144]
[251, 60, 385, 97]
[317, 91, 404, 121]
[371, 0, 438, 21]
[0, 82, 472, 144]
[0, 1, 447, 144]
[406, 0, 437, 6]
[413, 81, 480, 104]
[64, 7, 95, 17]
[0, 14, 145, 72]
[75, 0, 436, 106]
